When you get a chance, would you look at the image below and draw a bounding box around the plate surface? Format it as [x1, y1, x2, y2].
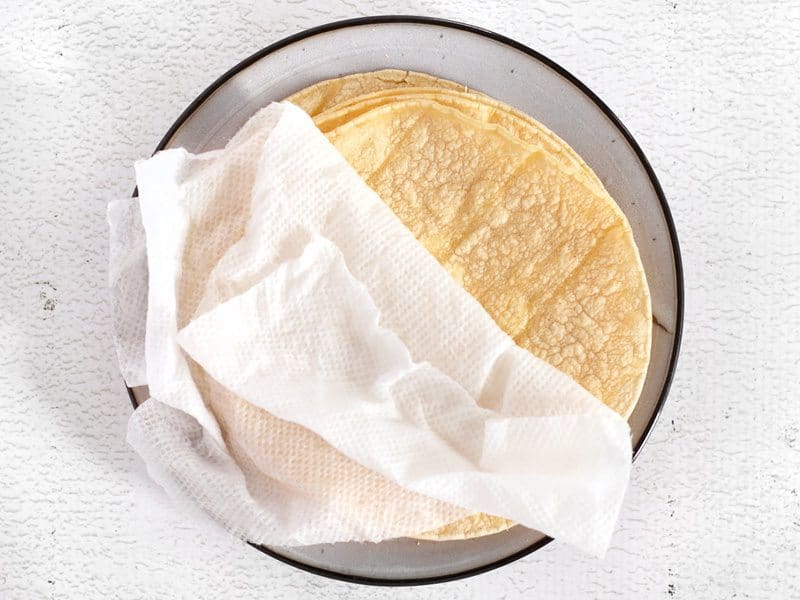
[130, 16, 683, 585]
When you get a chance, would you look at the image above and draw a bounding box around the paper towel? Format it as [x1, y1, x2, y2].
[111, 101, 631, 556]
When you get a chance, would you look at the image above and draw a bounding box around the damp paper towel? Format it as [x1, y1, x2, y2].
[109, 101, 632, 557]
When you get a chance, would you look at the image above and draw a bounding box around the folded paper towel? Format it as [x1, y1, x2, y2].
[110, 102, 631, 556]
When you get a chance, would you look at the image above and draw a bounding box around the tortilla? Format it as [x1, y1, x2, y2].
[284, 71, 652, 541]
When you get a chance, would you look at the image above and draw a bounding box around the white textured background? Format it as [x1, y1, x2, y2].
[2, 0, 799, 597]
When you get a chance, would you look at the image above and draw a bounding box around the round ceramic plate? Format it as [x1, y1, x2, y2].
[129, 16, 683, 586]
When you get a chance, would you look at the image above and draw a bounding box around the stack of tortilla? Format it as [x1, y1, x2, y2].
[279, 70, 652, 541]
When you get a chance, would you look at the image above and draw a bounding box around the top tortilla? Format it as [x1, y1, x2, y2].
[283, 70, 652, 541]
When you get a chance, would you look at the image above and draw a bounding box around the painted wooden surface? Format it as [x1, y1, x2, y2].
[1, 1, 798, 597]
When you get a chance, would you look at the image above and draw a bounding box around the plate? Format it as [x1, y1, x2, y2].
[128, 16, 683, 586]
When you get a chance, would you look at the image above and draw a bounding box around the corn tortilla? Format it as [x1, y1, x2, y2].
[283, 71, 652, 541]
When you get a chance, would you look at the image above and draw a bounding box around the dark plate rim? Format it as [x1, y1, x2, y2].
[126, 14, 684, 587]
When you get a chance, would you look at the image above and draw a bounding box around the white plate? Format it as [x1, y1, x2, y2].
[130, 16, 683, 585]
